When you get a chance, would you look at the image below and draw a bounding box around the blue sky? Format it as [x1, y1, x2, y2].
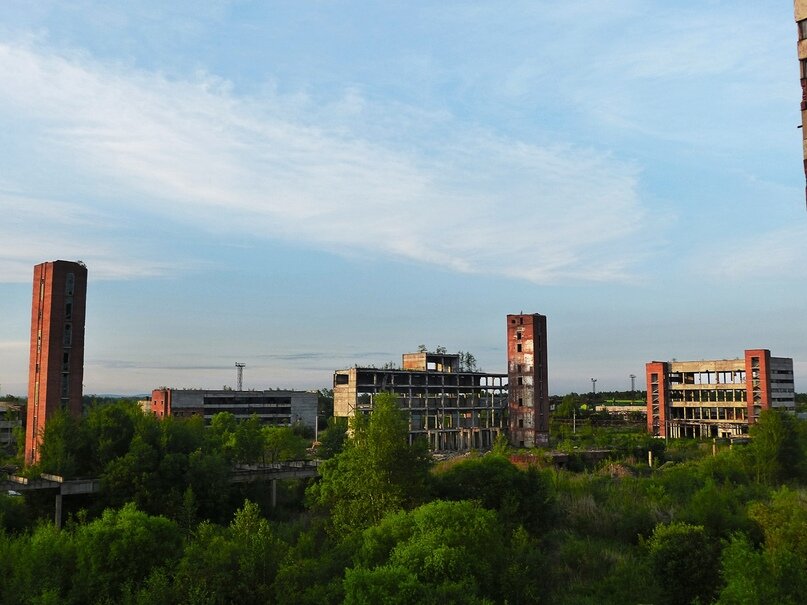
[0, 0, 804, 396]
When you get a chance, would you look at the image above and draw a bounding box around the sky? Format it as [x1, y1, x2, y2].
[0, 0, 805, 396]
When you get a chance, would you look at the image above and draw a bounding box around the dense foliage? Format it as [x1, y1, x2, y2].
[2, 401, 807, 604]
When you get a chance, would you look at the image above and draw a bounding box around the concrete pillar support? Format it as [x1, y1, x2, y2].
[55, 493, 62, 528]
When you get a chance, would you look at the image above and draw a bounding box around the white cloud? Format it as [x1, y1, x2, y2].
[694, 225, 807, 282]
[0, 40, 649, 284]
[0, 190, 186, 282]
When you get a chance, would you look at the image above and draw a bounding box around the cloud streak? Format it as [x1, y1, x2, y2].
[0, 39, 647, 284]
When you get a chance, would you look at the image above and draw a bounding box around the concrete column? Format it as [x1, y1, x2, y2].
[54, 493, 63, 528]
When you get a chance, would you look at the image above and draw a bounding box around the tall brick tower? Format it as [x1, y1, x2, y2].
[25, 260, 87, 465]
[507, 313, 549, 447]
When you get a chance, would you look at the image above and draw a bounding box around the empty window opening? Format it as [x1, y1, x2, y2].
[65, 273, 75, 296]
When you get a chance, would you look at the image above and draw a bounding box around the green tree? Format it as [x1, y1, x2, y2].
[432, 454, 554, 534]
[263, 426, 308, 463]
[647, 522, 720, 605]
[234, 415, 264, 464]
[318, 388, 335, 425]
[37, 409, 89, 478]
[70, 503, 182, 604]
[308, 393, 431, 535]
[208, 411, 238, 461]
[316, 417, 348, 459]
[228, 500, 288, 603]
[173, 501, 289, 605]
[0, 521, 77, 604]
[273, 522, 353, 605]
[554, 393, 581, 418]
[748, 409, 805, 484]
[83, 401, 139, 473]
[345, 500, 509, 604]
[716, 488, 807, 605]
[0, 492, 28, 533]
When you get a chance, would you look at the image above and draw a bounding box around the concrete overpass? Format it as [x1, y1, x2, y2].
[2, 460, 321, 527]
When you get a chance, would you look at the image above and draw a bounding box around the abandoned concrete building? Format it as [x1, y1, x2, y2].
[150, 388, 317, 431]
[646, 349, 795, 439]
[795, 1, 807, 205]
[333, 351, 508, 451]
[507, 313, 550, 448]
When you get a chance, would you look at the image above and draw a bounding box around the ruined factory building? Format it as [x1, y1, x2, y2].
[647, 349, 795, 439]
[795, 1, 807, 205]
[150, 388, 317, 432]
[334, 351, 507, 451]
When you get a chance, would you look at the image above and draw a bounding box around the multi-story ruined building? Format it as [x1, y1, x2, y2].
[333, 351, 507, 450]
[507, 313, 550, 447]
[796, 1, 807, 204]
[646, 349, 795, 439]
[25, 260, 88, 465]
[150, 388, 317, 431]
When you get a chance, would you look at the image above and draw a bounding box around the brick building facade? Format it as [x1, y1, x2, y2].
[507, 313, 550, 447]
[647, 349, 795, 438]
[26, 260, 87, 465]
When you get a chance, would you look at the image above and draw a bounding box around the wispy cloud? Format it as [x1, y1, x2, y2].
[0, 190, 187, 282]
[0, 39, 648, 284]
[693, 224, 807, 282]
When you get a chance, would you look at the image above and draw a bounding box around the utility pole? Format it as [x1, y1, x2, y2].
[235, 362, 245, 391]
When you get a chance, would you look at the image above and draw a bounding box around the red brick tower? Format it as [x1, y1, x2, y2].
[744, 349, 772, 425]
[646, 361, 668, 437]
[507, 313, 549, 447]
[25, 261, 87, 465]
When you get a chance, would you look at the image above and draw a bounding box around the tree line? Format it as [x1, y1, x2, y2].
[1, 395, 807, 603]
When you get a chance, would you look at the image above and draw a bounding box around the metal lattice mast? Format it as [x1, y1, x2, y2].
[235, 362, 245, 391]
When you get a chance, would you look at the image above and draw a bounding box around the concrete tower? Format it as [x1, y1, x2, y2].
[507, 313, 549, 447]
[25, 260, 87, 465]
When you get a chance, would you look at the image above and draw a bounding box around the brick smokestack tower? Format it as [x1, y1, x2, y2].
[25, 260, 87, 465]
[507, 313, 549, 447]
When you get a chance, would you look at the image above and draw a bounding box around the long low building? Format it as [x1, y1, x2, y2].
[150, 388, 317, 431]
[646, 349, 795, 439]
[334, 351, 507, 451]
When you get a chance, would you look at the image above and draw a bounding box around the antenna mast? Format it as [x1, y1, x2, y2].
[235, 362, 245, 391]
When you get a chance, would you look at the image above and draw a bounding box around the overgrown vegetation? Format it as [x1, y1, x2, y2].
[1, 398, 807, 604]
